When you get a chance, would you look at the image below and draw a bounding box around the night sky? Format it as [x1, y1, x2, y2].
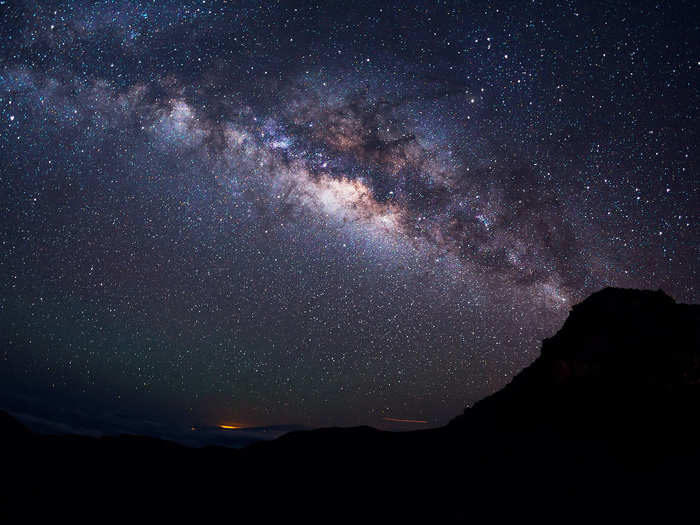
[1, 0, 697, 440]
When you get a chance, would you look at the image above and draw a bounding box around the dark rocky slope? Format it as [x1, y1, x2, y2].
[452, 288, 700, 434]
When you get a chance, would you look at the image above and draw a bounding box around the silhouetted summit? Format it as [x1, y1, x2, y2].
[2, 287, 699, 522]
[450, 287, 700, 433]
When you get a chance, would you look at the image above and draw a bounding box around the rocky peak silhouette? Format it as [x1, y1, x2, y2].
[450, 287, 700, 434]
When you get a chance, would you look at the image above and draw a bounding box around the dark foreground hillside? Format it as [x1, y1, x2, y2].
[2, 287, 699, 522]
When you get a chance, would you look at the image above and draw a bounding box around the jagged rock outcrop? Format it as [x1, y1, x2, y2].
[450, 287, 700, 439]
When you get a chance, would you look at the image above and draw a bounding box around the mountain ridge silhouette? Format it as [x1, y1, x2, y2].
[2, 287, 699, 522]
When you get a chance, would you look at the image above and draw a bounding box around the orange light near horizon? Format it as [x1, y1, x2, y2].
[383, 417, 428, 424]
[219, 425, 241, 430]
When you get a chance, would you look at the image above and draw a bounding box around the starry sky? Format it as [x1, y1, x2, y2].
[0, 0, 697, 438]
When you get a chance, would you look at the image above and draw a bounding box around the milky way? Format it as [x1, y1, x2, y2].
[0, 1, 697, 434]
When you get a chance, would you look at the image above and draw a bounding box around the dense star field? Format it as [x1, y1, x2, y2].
[0, 1, 697, 437]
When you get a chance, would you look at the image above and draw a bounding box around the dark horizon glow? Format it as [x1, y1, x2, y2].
[0, 1, 697, 441]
